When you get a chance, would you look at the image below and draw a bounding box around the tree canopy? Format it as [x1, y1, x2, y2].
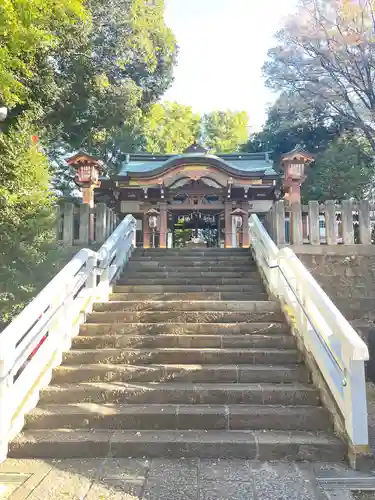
[47, 0, 178, 156]
[263, 0, 375, 152]
[0, 0, 88, 110]
[140, 102, 200, 154]
[202, 110, 249, 153]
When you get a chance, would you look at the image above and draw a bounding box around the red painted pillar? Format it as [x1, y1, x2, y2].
[143, 212, 151, 248]
[224, 201, 233, 248]
[241, 203, 250, 248]
[159, 202, 167, 249]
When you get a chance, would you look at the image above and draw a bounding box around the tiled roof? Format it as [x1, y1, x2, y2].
[118, 152, 277, 177]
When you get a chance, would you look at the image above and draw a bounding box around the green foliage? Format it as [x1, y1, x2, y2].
[302, 135, 374, 202]
[245, 94, 373, 202]
[202, 110, 249, 153]
[0, 0, 88, 108]
[0, 113, 59, 328]
[141, 102, 201, 153]
[47, 0, 178, 155]
[244, 93, 342, 159]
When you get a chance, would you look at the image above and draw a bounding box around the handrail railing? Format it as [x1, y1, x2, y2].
[249, 214, 369, 449]
[0, 214, 136, 461]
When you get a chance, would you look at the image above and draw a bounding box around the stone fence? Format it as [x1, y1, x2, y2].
[265, 200, 374, 246]
[56, 202, 118, 246]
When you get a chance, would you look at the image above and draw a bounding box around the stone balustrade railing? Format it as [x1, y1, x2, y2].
[266, 200, 373, 246]
[56, 202, 118, 246]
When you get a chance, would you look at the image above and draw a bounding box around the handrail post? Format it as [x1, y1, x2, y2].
[342, 352, 369, 450]
[0, 341, 15, 461]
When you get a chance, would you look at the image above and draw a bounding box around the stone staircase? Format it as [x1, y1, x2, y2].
[9, 248, 346, 461]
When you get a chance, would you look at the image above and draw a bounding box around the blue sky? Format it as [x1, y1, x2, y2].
[163, 0, 297, 132]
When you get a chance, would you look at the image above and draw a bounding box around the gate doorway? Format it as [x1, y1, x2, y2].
[171, 211, 221, 248]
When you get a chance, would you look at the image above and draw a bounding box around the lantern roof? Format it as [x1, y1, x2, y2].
[66, 151, 105, 172]
[230, 208, 247, 216]
[280, 145, 314, 166]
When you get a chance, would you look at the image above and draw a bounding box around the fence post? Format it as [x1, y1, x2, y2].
[274, 200, 286, 245]
[78, 204, 90, 246]
[62, 203, 74, 246]
[342, 199, 354, 245]
[358, 200, 371, 245]
[325, 200, 337, 245]
[308, 201, 320, 245]
[95, 203, 107, 244]
[56, 204, 62, 242]
[291, 203, 303, 245]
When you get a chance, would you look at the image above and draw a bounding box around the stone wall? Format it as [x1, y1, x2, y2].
[297, 252, 375, 344]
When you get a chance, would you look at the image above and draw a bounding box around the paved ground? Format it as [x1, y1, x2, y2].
[1, 458, 374, 500]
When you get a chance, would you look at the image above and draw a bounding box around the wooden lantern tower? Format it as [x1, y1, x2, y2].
[67, 152, 104, 208]
[280, 146, 314, 205]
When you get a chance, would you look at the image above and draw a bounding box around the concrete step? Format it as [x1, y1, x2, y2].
[52, 363, 309, 384]
[25, 404, 331, 432]
[39, 382, 318, 405]
[110, 292, 268, 301]
[117, 277, 263, 286]
[72, 333, 296, 350]
[113, 285, 266, 293]
[93, 300, 278, 313]
[9, 429, 346, 461]
[65, 347, 301, 365]
[79, 322, 290, 336]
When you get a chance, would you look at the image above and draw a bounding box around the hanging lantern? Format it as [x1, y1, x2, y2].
[231, 208, 247, 230]
[147, 208, 159, 229]
[234, 215, 243, 229]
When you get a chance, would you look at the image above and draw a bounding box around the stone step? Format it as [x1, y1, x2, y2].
[79, 322, 290, 336]
[72, 333, 295, 350]
[86, 310, 284, 324]
[117, 277, 262, 286]
[9, 429, 346, 461]
[123, 271, 260, 279]
[134, 249, 251, 255]
[25, 404, 331, 432]
[126, 265, 257, 272]
[113, 285, 265, 293]
[110, 292, 268, 301]
[130, 256, 254, 262]
[39, 382, 318, 405]
[93, 300, 278, 313]
[52, 363, 309, 384]
[65, 347, 301, 365]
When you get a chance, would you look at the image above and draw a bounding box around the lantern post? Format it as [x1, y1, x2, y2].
[147, 208, 160, 249]
[280, 146, 314, 243]
[231, 208, 246, 248]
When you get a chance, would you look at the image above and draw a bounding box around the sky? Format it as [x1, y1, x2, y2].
[163, 0, 297, 132]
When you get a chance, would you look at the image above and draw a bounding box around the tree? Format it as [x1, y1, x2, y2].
[46, 0, 178, 156]
[0, 0, 88, 111]
[202, 111, 249, 153]
[302, 134, 374, 201]
[140, 102, 201, 153]
[0, 113, 58, 327]
[263, 0, 375, 152]
[244, 92, 342, 158]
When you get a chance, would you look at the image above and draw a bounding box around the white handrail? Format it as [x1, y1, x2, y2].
[249, 214, 369, 449]
[0, 214, 136, 461]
